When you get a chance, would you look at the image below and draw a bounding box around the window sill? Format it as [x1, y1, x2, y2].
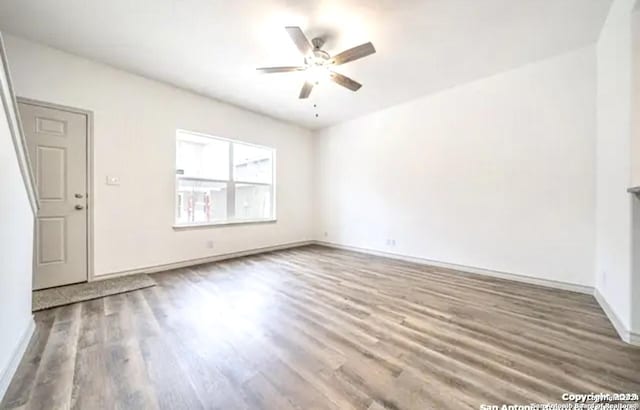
[173, 219, 277, 230]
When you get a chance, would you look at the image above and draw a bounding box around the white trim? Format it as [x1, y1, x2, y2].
[91, 240, 313, 281]
[0, 33, 39, 215]
[176, 176, 272, 187]
[0, 317, 34, 402]
[314, 241, 640, 346]
[176, 128, 275, 150]
[59, 237, 640, 347]
[314, 240, 594, 295]
[173, 218, 277, 229]
[88, 239, 593, 295]
[594, 288, 640, 346]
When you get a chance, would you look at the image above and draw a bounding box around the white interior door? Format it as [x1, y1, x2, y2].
[19, 101, 88, 290]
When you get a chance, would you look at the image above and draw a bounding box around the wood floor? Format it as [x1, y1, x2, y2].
[2, 245, 639, 410]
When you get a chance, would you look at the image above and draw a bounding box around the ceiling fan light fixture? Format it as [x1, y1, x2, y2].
[256, 26, 376, 99]
[306, 63, 331, 84]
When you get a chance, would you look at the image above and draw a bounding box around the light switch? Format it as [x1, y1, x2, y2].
[106, 176, 120, 185]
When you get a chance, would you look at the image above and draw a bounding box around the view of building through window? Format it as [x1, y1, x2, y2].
[175, 130, 274, 225]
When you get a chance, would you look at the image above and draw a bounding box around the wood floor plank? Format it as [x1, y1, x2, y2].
[2, 245, 639, 410]
[70, 343, 111, 410]
[1, 312, 55, 409]
[138, 336, 205, 410]
[242, 373, 297, 410]
[23, 304, 82, 410]
[104, 338, 159, 410]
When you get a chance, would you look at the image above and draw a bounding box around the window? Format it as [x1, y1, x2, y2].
[175, 130, 275, 226]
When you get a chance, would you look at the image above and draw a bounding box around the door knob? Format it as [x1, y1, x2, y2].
[75, 204, 85, 210]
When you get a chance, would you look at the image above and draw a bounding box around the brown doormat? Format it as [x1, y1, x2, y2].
[32, 274, 156, 311]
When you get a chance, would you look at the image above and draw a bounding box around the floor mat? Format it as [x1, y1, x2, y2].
[32, 274, 156, 311]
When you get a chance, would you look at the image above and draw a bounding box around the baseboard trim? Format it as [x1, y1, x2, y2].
[313, 240, 594, 295]
[594, 288, 640, 346]
[314, 241, 640, 346]
[0, 317, 35, 402]
[92, 240, 315, 281]
[87, 238, 640, 346]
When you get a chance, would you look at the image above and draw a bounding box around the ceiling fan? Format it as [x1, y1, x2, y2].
[257, 26, 376, 99]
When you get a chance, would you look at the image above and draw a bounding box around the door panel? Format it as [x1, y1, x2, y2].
[19, 102, 88, 290]
[36, 146, 66, 200]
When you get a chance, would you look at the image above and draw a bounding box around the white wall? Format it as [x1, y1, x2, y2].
[0, 68, 34, 394]
[314, 46, 597, 287]
[595, 0, 636, 335]
[3, 34, 314, 277]
[633, 4, 640, 337]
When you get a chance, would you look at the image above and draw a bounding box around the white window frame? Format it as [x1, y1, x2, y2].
[173, 129, 276, 228]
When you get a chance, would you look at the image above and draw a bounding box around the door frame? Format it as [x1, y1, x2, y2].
[17, 97, 95, 285]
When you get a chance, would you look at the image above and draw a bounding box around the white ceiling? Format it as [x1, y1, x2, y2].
[0, 0, 612, 129]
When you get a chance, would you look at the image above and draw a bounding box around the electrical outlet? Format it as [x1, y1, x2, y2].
[206, 240, 214, 249]
[601, 270, 607, 286]
[386, 239, 396, 247]
[323, 231, 328, 238]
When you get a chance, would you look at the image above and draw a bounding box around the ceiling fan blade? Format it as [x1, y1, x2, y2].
[285, 26, 313, 56]
[256, 66, 305, 73]
[330, 72, 362, 91]
[299, 81, 314, 99]
[332, 42, 376, 65]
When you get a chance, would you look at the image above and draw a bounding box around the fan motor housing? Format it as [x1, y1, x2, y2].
[311, 37, 325, 49]
[309, 37, 330, 62]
